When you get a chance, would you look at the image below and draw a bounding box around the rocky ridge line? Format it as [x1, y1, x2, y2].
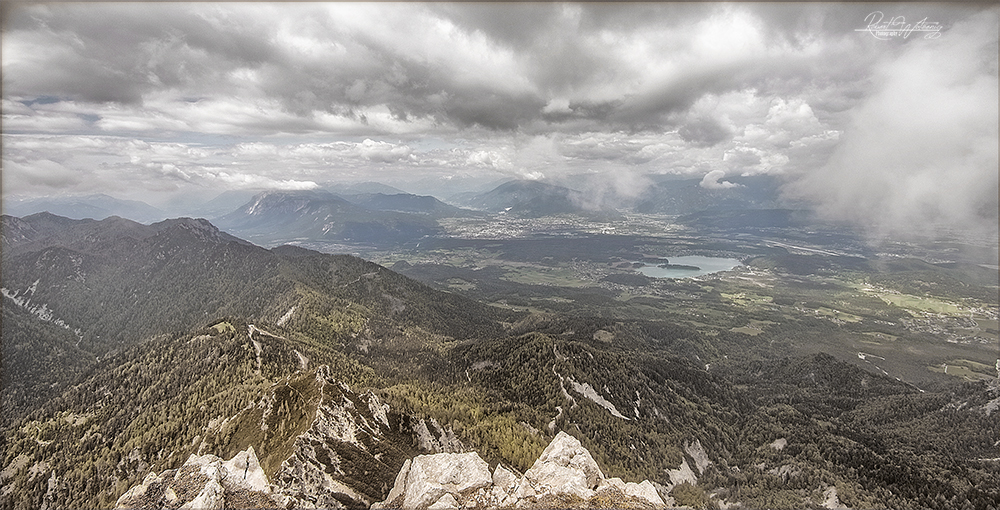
[114, 432, 670, 510]
[113, 367, 674, 509]
[373, 431, 668, 509]
[113, 366, 466, 510]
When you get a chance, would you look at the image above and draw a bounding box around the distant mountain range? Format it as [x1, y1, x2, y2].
[4, 193, 168, 223]
[338, 192, 483, 218]
[331, 181, 408, 195]
[213, 190, 446, 245]
[449, 175, 787, 219]
[677, 208, 814, 230]
[4, 175, 793, 243]
[184, 189, 265, 219]
[455, 179, 620, 218]
[632, 174, 785, 215]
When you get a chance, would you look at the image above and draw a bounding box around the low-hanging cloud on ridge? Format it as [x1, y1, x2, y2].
[785, 9, 999, 239]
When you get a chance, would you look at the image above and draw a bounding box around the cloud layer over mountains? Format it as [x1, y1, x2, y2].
[2, 2, 997, 237]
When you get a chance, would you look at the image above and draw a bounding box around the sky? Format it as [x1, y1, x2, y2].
[1, 2, 997, 239]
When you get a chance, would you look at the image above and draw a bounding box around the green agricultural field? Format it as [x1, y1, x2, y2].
[721, 292, 773, 307]
[804, 305, 863, 323]
[874, 292, 964, 315]
[530, 296, 574, 303]
[500, 265, 594, 288]
[927, 359, 995, 381]
[979, 318, 999, 332]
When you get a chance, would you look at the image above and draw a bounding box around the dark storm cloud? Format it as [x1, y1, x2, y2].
[4, 4, 279, 105]
[442, 90, 543, 131]
[2, 1, 997, 241]
[427, 3, 564, 50]
[613, 67, 751, 130]
[1, 3, 888, 135]
[679, 117, 733, 147]
[4, 2, 863, 134]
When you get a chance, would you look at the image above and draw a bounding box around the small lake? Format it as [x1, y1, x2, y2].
[635, 255, 742, 279]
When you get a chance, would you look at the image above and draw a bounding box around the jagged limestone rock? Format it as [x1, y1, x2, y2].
[493, 463, 518, 493]
[523, 431, 605, 500]
[596, 477, 626, 494]
[380, 458, 411, 508]
[118, 368, 416, 510]
[368, 391, 392, 428]
[412, 417, 465, 453]
[401, 452, 493, 509]
[667, 458, 698, 488]
[374, 431, 667, 509]
[179, 478, 224, 510]
[510, 475, 537, 501]
[596, 477, 666, 506]
[628, 480, 664, 505]
[269, 371, 412, 509]
[221, 446, 269, 492]
[684, 439, 712, 475]
[428, 493, 460, 510]
[115, 447, 277, 510]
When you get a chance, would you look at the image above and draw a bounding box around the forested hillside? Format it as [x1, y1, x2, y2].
[0, 213, 505, 422]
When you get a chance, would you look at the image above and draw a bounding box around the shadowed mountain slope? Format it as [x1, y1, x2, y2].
[214, 190, 444, 245]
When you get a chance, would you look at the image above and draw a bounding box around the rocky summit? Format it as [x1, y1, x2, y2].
[373, 431, 667, 509]
[114, 412, 669, 510]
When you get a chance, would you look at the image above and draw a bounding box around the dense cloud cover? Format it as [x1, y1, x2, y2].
[2, 2, 996, 238]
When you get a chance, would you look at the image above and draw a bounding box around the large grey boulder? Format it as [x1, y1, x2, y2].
[522, 431, 605, 499]
[596, 477, 666, 507]
[221, 447, 270, 492]
[381, 458, 411, 507]
[396, 452, 493, 509]
[373, 431, 668, 509]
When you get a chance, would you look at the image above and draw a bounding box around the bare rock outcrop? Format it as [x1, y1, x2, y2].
[374, 431, 666, 509]
[412, 417, 465, 453]
[114, 447, 277, 510]
[268, 368, 416, 509]
[522, 430, 605, 500]
[391, 452, 493, 509]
